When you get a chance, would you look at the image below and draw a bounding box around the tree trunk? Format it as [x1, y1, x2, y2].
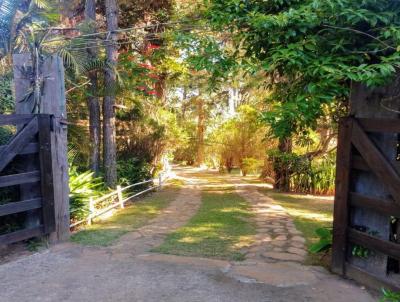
[195, 98, 205, 166]
[274, 137, 292, 191]
[103, 0, 118, 188]
[155, 72, 167, 103]
[85, 0, 101, 174]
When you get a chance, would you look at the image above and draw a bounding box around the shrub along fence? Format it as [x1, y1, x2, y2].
[70, 173, 169, 228]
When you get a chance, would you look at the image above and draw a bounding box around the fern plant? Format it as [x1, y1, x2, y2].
[69, 167, 104, 221]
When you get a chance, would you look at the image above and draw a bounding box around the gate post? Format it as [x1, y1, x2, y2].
[331, 117, 353, 275]
[13, 54, 70, 242]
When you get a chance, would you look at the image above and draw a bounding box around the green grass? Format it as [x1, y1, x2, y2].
[260, 188, 333, 266]
[70, 187, 179, 246]
[153, 189, 256, 261]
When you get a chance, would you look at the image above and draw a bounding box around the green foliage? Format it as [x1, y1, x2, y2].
[207, 105, 267, 172]
[352, 245, 370, 258]
[69, 168, 104, 221]
[0, 75, 14, 114]
[117, 158, 152, 186]
[207, 0, 400, 138]
[309, 227, 332, 254]
[380, 289, 400, 302]
[351, 228, 378, 258]
[241, 157, 263, 176]
[268, 150, 335, 194]
[0, 125, 14, 145]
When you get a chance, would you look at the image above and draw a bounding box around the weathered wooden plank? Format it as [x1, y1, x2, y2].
[0, 143, 38, 155]
[349, 193, 400, 217]
[0, 117, 38, 172]
[351, 155, 369, 171]
[351, 119, 400, 204]
[358, 118, 400, 133]
[38, 115, 56, 234]
[332, 117, 353, 275]
[348, 228, 400, 261]
[41, 55, 70, 242]
[13, 55, 42, 233]
[0, 226, 43, 245]
[0, 171, 40, 188]
[346, 264, 400, 292]
[0, 114, 35, 126]
[0, 198, 42, 217]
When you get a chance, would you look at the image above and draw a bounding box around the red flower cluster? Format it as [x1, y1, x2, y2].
[138, 63, 156, 70]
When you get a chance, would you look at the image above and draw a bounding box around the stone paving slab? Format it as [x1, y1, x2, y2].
[236, 187, 308, 263]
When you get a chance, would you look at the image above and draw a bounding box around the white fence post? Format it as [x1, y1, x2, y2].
[117, 185, 124, 209]
[87, 197, 95, 225]
[159, 174, 163, 190]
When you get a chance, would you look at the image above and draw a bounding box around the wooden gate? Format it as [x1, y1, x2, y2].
[332, 116, 400, 290]
[0, 114, 55, 245]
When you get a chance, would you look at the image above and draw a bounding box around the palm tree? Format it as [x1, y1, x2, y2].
[85, 0, 101, 174]
[103, 0, 118, 187]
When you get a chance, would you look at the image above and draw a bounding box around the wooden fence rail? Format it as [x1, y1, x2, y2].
[0, 114, 56, 245]
[70, 173, 169, 228]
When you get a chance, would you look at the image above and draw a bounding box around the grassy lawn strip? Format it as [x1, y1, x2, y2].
[260, 189, 333, 265]
[153, 188, 256, 261]
[70, 186, 180, 246]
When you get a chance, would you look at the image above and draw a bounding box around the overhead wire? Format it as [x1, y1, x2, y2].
[41, 19, 204, 45]
[44, 28, 217, 52]
[45, 25, 211, 49]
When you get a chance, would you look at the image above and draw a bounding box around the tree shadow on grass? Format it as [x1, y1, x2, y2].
[153, 189, 256, 261]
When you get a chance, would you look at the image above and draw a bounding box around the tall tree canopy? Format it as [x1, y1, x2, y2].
[206, 0, 400, 138]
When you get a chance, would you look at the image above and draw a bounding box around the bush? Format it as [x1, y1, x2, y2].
[0, 75, 14, 114]
[268, 149, 335, 195]
[241, 157, 263, 176]
[0, 125, 14, 145]
[117, 158, 152, 186]
[69, 168, 104, 221]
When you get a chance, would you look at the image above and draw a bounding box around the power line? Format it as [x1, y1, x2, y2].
[45, 29, 216, 52]
[42, 19, 204, 45]
[45, 25, 210, 50]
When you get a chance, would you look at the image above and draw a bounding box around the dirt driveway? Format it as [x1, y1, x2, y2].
[0, 167, 376, 302]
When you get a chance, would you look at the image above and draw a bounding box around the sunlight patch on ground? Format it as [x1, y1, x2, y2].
[284, 208, 332, 223]
[153, 189, 256, 261]
[70, 187, 180, 246]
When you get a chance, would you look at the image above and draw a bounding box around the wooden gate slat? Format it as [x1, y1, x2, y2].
[38, 115, 56, 234]
[0, 117, 38, 172]
[351, 155, 369, 171]
[332, 117, 353, 274]
[351, 120, 400, 204]
[0, 226, 43, 245]
[348, 228, 400, 261]
[0, 143, 39, 155]
[0, 114, 35, 126]
[358, 118, 400, 133]
[0, 198, 42, 217]
[0, 171, 41, 188]
[349, 193, 400, 217]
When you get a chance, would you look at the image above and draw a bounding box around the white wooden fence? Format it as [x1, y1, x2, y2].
[70, 173, 168, 228]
